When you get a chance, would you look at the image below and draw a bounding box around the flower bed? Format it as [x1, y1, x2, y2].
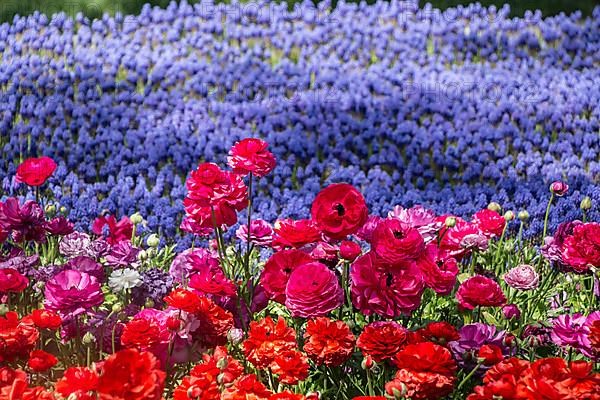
[1, 1, 599, 245]
[0, 139, 598, 399]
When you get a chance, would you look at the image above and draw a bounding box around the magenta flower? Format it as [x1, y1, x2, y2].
[388, 205, 442, 243]
[549, 181, 569, 196]
[44, 269, 104, 316]
[551, 313, 590, 348]
[235, 219, 274, 246]
[44, 216, 75, 236]
[351, 252, 424, 318]
[285, 262, 343, 318]
[169, 248, 220, 283]
[503, 264, 539, 290]
[0, 197, 46, 243]
[104, 241, 140, 268]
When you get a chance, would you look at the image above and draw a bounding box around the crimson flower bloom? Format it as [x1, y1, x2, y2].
[29, 309, 62, 330]
[228, 138, 276, 177]
[27, 350, 58, 372]
[91, 215, 133, 245]
[357, 321, 407, 362]
[311, 183, 368, 240]
[456, 275, 506, 311]
[15, 156, 57, 187]
[0, 268, 29, 293]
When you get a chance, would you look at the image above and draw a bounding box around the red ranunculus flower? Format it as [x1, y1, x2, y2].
[0, 366, 27, 389]
[15, 156, 57, 187]
[418, 321, 460, 346]
[310, 183, 368, 240]
[190, 346, 244, 385]
[357, 321, 407, 362]
[97, 349, 165, 400]
[472, 209, 506, 238]
[388, 342, 457, 400]
[303, 317, 355, 367]
[371, 218, 425, 265]
[243, 317, 297, 369]
[272, 219, 322, 249]
[228, 138, 277, 177]
[285, 262, 344, 318]
[456, 275, 506, 311]
[173, 375, 220, 400]
[478, 344, 504, 366]
[164, 288, 202, 313]
[0, 268, 29, 293]
[29, 309, 62, 330]
[193, 296, 235, 349]
[27, 350, 58, 372]
[55, 367, 99, 397]
[260, 249, 313, 303]
[120, 318, 162, 351]
[221, 374, 272, 400]
[91, 215, 133, 245]
[270, 350, 309, 385]
[0, 312, 39, 363]
[270, 391, 306, 400]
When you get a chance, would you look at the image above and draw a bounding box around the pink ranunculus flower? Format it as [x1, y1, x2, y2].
[437, 217, 481, 260]
[169, 248, 220, 283]
[472, 209, 506, 238]
[456, 275, 506, 311]
[44, 270, 104, 316]
[388, 205, 442, 243]
[371, 218, 425, 266]
[416, 244, 458, 296]
[228, 138, 276, 178]
[562, 222, 600, 272]
[503, 264, 539, 290]
[285, 262, 343, 318]
[549, 181, 569, 196]
[550, 313, 589, 348]
[260, 249, 313, 303]
[91, 215, 133, 245]
[235, 219, 274, 246]
[351, 252, 424, 318]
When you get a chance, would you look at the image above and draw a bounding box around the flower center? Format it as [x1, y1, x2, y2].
[393, 230, 404, 240]
[335, 203, 345, 217]
[386, 273, 393, 287]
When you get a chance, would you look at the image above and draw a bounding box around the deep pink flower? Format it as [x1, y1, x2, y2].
[310, 183, 368, 240]
[228, 138, 276, 177]
[456, 276, 506, 311]
[169, 248, 220, 283]
[44, 217, 74, 236]
[309, 241, 340, 263]
[0, 198, 46, 243]
[44, 270, 104, 316]
[92, 215, 133, 245]
[371, 218, 425, 266]
[472, 209, 506, 238]
[272, 219, 322, 249]
[388, 205, 442, 243]
[339, 241, 362, 262]
[416, 244, 458, 295]
[105, 241, 140, 268]
[562, 223, 600, 272]
[189, 267, 237, 299]
[551, 314, 589, 348]
[179, 216, 213, 236]
[351, 252, 424, 318]
[0, 268, 29, 293]
[285, 262, 343, 318]
[355, 215, 383, 242]
[15, 156, 57, 186]
[550, 181, 569, 196]
[235, 219, 274, 246]
[437, 216, 481, 260]
[260, 250, 313, 303]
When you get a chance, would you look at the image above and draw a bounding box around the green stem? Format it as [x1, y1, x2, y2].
[541, 193, 554, 245]
[456, 361, 483, 392]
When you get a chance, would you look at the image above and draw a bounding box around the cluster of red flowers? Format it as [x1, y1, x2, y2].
[468, 357, 600, 400]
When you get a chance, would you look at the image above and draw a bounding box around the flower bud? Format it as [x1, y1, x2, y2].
[216, 357, 229, 370]
[444, 216, 457, 228]
[166, 316, 182, 331]
[361, 355, 375, 370]
[502, 304, 521, 320]
[111, 303, 123, 313]
[82, 332, 96, 345]
[339, 241, 362, 262]
[45, 204, 56, 215]
[146, 234, 160, 248]
[390, 383, 407, 399]
[227, 328, 244, 345]
[518, 210, 529, 221]
[503, 211, 515, 221]
[580, 196, 592, 211]
[487, 202, 501, 213]
[144, 298, 155, 309]
[138, 250, 148, 261]
[59, 206, 67, 214]
[0, 304, 9, 316]
[130, 212, 143, 224]
[549, 181, 569, 196]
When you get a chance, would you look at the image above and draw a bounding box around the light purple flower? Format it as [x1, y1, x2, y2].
[235, 219, 274, 246]
[105, 241, 140, 268]
[44, 269, 104, 316]
[449, 323, 509, 369]
[503, 264, 539, 290]
[169, 247, 220, 283]
[550, 313, 589, 348]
